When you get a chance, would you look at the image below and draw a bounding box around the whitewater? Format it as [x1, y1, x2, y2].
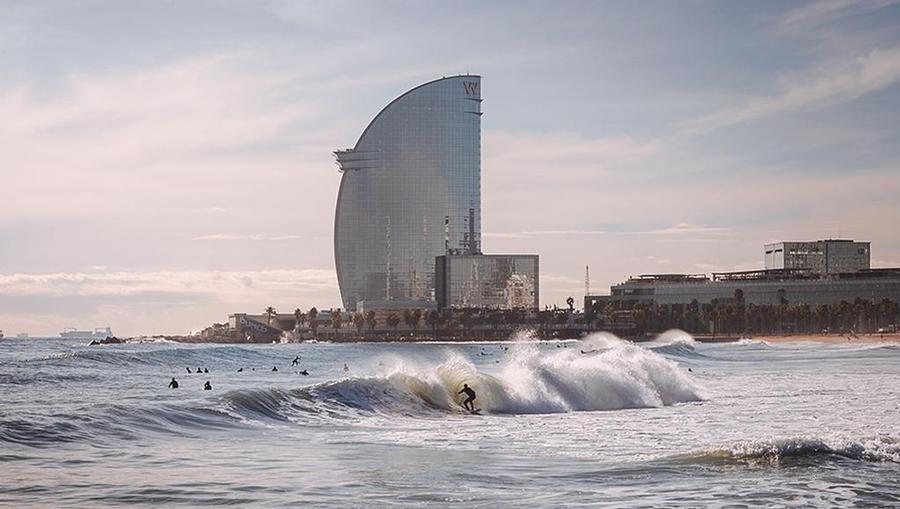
[2, 333, 898, 507]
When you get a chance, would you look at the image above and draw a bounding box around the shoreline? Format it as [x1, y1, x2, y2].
[750, 333, 900, 345]
[120, 332, 900, 346]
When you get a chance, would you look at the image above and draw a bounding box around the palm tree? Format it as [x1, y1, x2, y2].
[386, 313, 401, 331]
[352, 312, 366, 335]
[264, 306, 277, 327]
[403, 309, 413, 330]
[411, 308, 422, 330]
[425, 310, 439, 338]
[308, 307, 319, 335]
[330, 309, 343, 335]
[293, 308, 306, 332]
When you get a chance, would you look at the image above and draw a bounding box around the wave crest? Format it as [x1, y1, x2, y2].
[690, 436, 900, 464]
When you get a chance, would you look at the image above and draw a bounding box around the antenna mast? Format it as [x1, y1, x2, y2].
[585, 265, 591, 296]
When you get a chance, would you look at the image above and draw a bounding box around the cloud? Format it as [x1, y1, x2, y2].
[193, 234, 305, 241]
[483, 224, 727, 239]
[679, 47, 900, 135]
[779, 0, 900, 29]
[642, 223, 730, 236]
[0, 52, 335, 220]
[485, 132, 660, 183]
[0, 269, 336, 297]
[0, 268, 340, 336]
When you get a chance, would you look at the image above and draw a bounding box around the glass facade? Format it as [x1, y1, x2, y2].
[334, 76, 482, 310]
[436, 255, 540, 310]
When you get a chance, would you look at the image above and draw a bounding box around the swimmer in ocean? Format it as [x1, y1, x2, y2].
[203, 381, 212, 390]
[292, 355, 300, 366]
[168, 377, 179, 389]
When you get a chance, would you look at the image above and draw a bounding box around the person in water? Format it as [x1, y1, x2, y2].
[342, 363, 349, 373]
[203, 381, 212, 390]
[237, 367, 243, 372]
[298, 369, 309, 376]
[292, 355, 300, 366]
[458, 384, 477, 412]
[186, 367, 192, 373]
[272, 366, 278, 372]
[203, 368, 209, 373]
[168, 377, 179, 389]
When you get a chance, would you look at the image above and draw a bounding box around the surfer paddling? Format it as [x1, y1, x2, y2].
[458, 384, 477, 412]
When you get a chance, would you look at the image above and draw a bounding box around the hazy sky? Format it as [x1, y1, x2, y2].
[2, 0, 900, 336]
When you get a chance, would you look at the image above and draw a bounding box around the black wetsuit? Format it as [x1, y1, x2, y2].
[168, 378, 179, 389]
[458, 386, 476, 411]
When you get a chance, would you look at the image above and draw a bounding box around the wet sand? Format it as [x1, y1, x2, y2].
[754, 333, 900, 344]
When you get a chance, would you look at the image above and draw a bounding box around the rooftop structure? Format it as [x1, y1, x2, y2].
[765, 239, 870, 274]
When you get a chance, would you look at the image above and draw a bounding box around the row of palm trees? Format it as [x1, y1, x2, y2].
[591, 297, 900, 335]
[260, 305, 583, 338]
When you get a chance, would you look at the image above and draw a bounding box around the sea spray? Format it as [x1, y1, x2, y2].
[297, 332, 704, 415]
[651, 329, 698, 347]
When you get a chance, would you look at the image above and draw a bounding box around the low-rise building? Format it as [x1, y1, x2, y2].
[435, 254, 539, 310]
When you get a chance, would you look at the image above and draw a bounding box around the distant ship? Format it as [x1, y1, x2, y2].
[60, 327, 113, 339]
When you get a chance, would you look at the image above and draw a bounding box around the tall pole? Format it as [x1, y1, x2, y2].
[585, 265, 590, 297]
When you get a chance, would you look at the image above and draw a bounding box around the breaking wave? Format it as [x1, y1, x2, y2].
[686, 436, 900, 464]
[1, 334, 703, 447]
[214, 333, 704, 418]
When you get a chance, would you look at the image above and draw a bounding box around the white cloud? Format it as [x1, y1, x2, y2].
[642, 223, 730, 236]
[0, 52, 335, 220]
[0, 268, 341, 336]
[0, 269, 336, 297]
[679, 47, 900, 135]
[779, 0, 900, 29]
[193, 234, 305, 241]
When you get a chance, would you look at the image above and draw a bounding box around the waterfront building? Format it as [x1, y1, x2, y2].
[587, 268, 900, 309]
[588, 239, 895, 311]
[765, 239, 870, 274]
[436, 254, 539, 310]
[334, 75, 482, 310]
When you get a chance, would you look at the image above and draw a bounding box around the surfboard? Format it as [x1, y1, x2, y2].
[459, 403, 482, 415]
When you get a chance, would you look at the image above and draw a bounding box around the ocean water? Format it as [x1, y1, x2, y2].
[1, 332, 898, 508]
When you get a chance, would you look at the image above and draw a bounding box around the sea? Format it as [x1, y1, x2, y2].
[1, 331, 898, 508]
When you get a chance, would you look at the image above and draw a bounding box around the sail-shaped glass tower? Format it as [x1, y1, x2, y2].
[334, 75, 482, 310]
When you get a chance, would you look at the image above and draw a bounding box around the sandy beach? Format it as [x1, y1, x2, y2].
[753, 333, 900, 345]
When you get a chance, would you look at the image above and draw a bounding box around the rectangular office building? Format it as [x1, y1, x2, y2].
[765, 239, 870, 274]
[435, 254, 539, 310]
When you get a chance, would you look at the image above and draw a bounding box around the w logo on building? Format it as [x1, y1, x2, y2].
[463, 82, 479, 95]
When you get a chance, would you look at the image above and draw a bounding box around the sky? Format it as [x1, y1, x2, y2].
[2, 0, 900, 336]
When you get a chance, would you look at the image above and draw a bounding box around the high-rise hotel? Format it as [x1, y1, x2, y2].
[334, 76, 538, 311]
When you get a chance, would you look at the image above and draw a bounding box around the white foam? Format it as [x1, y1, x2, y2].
[352, 332, 703, 415]
[650, 329, 698, 347]
[696, 435, 900, 463]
